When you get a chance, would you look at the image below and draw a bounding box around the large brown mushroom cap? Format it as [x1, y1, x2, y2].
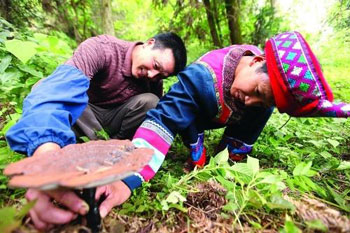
[4, 140, 153, 190]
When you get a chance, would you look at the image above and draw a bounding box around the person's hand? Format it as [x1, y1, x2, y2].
[26, 142, 88, 230]
[95, 180, 131, 218]
[25, 188, 89, 230]
[32, 142, 61, 157]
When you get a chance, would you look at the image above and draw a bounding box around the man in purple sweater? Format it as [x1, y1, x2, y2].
[6, 32, 187, 230]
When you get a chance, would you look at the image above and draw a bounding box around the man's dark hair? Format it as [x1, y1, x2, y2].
[152, 32, 187, 76]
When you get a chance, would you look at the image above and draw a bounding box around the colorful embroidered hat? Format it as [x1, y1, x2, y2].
[265, 31, 350, 117]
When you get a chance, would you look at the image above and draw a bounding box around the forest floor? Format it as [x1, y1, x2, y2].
[10, 176, 350, 233]
[9, 181, 284, 233]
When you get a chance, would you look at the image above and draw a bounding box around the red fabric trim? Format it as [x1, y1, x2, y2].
[293, 100, 319, 116]
[217, 104, 231, 124]
[191, 147, 206, 167]
[265, 38, 325, 116]
[265, 41, 295, 114]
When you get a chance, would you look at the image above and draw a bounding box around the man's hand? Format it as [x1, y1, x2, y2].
[95, 180, 131, 218]
[27, 143, 132, 229]
[32, 142, 61, 157]
[25, 189, 89, 230]
[26, 142, 89, 230]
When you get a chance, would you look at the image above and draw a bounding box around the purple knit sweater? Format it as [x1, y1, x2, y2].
[65, 35, 163, 107]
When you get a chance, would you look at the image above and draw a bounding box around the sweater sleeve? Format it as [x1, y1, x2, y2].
[65, 36, 107, 79]
[122, 63, 218, 191]
[5, 65, 90, 156]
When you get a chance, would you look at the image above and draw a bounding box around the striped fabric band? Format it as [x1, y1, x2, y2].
[126, 119, 174, 186]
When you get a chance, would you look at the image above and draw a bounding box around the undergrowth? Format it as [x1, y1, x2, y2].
[0, 18, 350, 232]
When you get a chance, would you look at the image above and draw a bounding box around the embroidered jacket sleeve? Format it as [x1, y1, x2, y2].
[122, 63, 218, 190]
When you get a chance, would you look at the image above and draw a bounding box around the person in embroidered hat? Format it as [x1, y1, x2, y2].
[120, 31, 350, 197]
[124, 43, 275, 190]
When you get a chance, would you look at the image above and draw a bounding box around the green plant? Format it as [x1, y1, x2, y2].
[0, 201, 35, 233]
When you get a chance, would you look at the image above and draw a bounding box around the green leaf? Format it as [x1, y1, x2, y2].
[247, 156, 259, 175]
[215, 175, 235, 190]
[0, 207, 20, 233]
[320, 151, 332, 159]
[305, 219, 327, 232]
[337, 161, 350, 170]
[327, 139, 339, 148]
[222, 201, 239, 213]
[326, 184, 350, 212]
[25, 77, 41, 88]
[0, 56, 12, 73]
[5, 39, 37, 64]
[0, 70, 22, 85]
[214, 148, 229, 164]
[161, 200, 169, 211]
[47, 36, 59, 48]
[135, 205, 146, 212]
[259, 174, 286, 191]
[259, 174, 279, 184]
[249, 220, 262, 229]
[166, 173, 176, 188]
[307, 140, 324, 148]
[166, 191, 186, 204]
[293, 161, 312, 176]
[0, 113, 21, 135]
[17, 64, 43, 78]
[95, 129, 110, 140]
[267, 194, 294, 210]
[303, 177, 327, 197]
[231, 163, 253, 177]
[247, 190, 266, 208]
[167, 203, 187, 212]
[280, 215, 302, 233]
[79, 136, 90, 142]
[17, 200, 36, 219]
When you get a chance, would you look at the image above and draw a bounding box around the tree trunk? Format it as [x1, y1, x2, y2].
[0, 0, 10, 22]
[270, 0, 276, 8]
[100, 0, 115, 36]
[212, 0, 223, 45]
[203, 0, 222, 47]
[225, 0, 242, 44]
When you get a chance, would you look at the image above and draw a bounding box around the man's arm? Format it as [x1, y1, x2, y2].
[5, 36, 116, 230]
[5, 36, 108, 156]
[5, 65, 90, 155]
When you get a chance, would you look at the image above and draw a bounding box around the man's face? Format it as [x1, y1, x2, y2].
[131, 39, 175, 81]
[230, 56, 274, 108]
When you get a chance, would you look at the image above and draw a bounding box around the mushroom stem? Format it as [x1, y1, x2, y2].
[82, 188, 101, 233]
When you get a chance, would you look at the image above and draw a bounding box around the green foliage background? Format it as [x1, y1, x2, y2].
[0, 0, 350, 231]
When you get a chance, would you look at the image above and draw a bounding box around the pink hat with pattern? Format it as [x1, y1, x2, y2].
[265, 31, 350, 117]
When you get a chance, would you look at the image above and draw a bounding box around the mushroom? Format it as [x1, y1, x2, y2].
[4, 139, 153, 233]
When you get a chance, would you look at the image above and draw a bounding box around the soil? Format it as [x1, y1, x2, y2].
[14, 181, 285, 233]
[9, 179, 350, 233]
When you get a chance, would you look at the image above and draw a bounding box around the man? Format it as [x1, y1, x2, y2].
[5, 32, 187, 230]
[124, 31, 350, 201]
